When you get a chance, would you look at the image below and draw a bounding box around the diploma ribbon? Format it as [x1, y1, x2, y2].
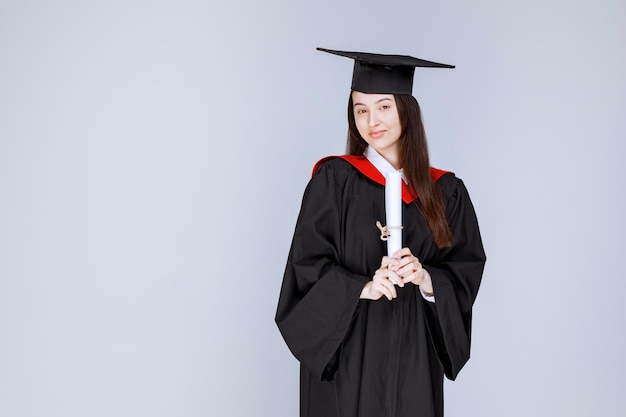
[376, 221, 403, 242]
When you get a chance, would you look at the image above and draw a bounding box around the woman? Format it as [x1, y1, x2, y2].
[276, 48, 486, 417]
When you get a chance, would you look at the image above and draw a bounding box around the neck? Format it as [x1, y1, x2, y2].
[380, 150, 400, 170]
[364, 146, 402, 172]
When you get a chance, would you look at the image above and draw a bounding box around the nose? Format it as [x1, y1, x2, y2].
[368, 110, 379, 127]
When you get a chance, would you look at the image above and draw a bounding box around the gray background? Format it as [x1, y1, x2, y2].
[1, 0, 625, 416]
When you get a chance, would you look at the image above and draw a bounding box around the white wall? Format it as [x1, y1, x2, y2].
[1, 0, 624, 416]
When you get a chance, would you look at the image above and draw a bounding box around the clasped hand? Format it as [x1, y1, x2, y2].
[360, 247, 432, 301]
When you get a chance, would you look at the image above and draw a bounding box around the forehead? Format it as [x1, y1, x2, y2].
[351, 91, 395, 105]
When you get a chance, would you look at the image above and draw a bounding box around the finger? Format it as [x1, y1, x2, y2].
[377, 260, 402, 286]
[402, 269, 425, 285]
[373, 281, 394, 301]
[387, 269, 403, 287]
[392, 247, 412, 259]
[392, 254, 417, 273]
[374, 274, 397, 298]
[397, 252, 420, 265]
[393, 254, 419, 275]
[381, 266, 403, 288]
[397, 261, 421, 278]
[379, 264, 400, 286]
[385, 257, 401, 273]
[402, 265, 424, 284]
[384, 278, 398, 298]
[381, 256, 398, 269]
[375, 263, 403, 290]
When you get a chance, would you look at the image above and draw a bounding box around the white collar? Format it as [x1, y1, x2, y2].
[364, 146, 405, 180]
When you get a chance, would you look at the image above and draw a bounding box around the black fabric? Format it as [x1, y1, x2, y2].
[276, 158, 486, 417]
[351, 61, 415, 95]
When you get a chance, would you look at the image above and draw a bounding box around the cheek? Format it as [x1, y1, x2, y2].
[388, 114, 402, 132]
[354, 117, 369, 137]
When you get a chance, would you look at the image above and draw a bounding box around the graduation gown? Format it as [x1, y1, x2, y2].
[275, 156, 486, 417]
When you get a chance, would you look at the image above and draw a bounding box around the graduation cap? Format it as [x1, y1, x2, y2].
[317, 47, 454, 95]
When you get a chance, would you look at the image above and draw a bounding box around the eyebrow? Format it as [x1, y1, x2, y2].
[353, 98, 393, 107]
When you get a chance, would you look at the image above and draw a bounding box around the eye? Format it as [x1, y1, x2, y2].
[380, 104, 390, 110]
[356, 108, 367, 115]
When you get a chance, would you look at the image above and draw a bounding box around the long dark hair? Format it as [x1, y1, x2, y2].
[347, 93, 452, 248]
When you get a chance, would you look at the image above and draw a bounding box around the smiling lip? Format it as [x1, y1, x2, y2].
[369, 130, 386, 138]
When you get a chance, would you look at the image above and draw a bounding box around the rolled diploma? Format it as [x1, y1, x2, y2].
[385, 171, 403, 257]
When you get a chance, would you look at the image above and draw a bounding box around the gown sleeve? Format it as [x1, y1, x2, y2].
[423, 176, 486, 380]
[275, 160, 369, 381]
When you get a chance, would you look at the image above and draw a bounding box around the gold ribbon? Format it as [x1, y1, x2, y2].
[376, 221, 403, 241]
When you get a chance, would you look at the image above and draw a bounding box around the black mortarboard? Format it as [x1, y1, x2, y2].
[317, 47, 454, 95]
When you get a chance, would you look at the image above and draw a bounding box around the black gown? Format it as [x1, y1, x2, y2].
[276, 156, 486, 417]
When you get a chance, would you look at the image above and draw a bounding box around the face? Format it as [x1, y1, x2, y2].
[351, 91, 402, 166]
